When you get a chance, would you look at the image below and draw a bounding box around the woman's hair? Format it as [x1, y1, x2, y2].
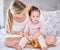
[29, 6, 40, 16]
[6, 0, 26, 33]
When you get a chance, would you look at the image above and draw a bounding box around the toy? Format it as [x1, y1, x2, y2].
[30, 36, 39, 48]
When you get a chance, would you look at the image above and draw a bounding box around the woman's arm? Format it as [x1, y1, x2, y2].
[5, 24, 23, 35]
[11, 31, 24, 35]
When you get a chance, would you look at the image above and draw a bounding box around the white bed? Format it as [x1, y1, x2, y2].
[0, 29, 60, 50]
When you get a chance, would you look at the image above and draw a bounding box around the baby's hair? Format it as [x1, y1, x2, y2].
[29, 6, 40, 16]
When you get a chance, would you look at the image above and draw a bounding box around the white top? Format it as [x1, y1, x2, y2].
[5, 12, 30, 37]
[12, 12, 30, 32]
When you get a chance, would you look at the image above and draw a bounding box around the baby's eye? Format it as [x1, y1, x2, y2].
[33, 16, 35, 17]
[37, 16, 39, 17]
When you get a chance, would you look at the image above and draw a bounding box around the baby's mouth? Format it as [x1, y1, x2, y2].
[35, 20, 37, 21]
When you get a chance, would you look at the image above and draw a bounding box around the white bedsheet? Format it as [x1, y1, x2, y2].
[0, 29, 60, 50]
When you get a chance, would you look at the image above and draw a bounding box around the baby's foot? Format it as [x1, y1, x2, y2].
[42, 47, 48, 50]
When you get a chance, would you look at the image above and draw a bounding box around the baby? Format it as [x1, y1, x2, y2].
[19, 6, 48, 50]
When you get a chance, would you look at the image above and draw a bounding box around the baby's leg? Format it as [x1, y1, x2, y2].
[38, 35, 48, 50]
[19, 37, 28, 48]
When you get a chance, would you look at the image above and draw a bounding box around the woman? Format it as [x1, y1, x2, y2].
[5, 0, 56, 50]
[5, 0, 32, 50]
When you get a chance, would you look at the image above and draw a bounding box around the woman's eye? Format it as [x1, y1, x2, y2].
[17, 13, 20, 14]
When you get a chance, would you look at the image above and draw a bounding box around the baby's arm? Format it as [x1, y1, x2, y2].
[24, 32, 33, 42]
[24, 23, 33, 42]
[34, 22, 45, 39]
[19, 23, 32, 48]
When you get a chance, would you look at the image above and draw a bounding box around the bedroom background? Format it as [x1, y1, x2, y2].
[0, 0, 60, 36]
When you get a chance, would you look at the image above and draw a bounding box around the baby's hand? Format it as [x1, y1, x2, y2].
[28, 36, 33, 42]
[30, 36, 35, 40]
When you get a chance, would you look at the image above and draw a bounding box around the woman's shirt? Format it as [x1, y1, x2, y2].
[12, 12, 29, 32]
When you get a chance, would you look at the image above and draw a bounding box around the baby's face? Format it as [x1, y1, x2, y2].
[30, 11, 40, 24]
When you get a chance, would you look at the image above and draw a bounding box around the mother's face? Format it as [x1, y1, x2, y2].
[13, 8, 27, 21]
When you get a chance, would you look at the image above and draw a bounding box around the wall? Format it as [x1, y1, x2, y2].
[0, 0, 4, 28]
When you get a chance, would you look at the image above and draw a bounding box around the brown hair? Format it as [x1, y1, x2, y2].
[29, 6, 40, 16]
[6, 0, 26, 33]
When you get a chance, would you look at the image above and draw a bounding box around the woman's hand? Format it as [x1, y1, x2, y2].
[25, 6, 31, 12]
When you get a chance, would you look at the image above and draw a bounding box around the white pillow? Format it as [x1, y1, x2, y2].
[40, 10, 57, 35]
